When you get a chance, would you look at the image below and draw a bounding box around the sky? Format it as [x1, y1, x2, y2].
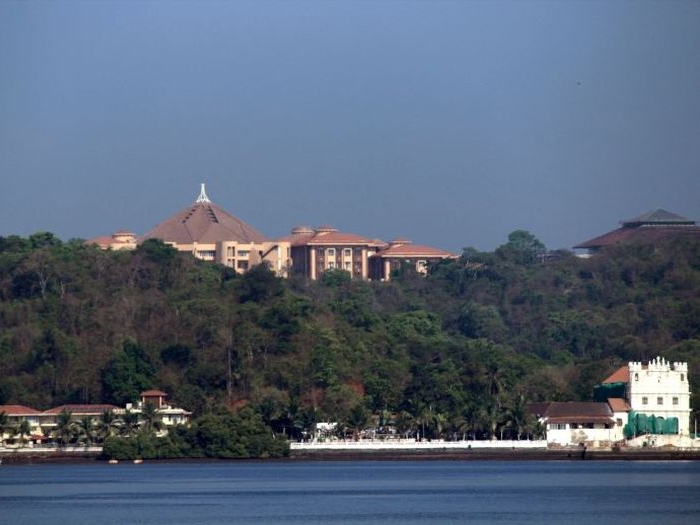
[1, 0, 699, 252]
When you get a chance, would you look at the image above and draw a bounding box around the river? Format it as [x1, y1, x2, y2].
[1, 460, 699, 524]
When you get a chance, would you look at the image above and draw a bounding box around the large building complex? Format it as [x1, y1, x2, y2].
[90, 184, 456, 281]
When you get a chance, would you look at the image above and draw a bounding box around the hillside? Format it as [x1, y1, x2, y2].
[1, 231, 698, 440]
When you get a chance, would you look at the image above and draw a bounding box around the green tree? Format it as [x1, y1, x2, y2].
[496, 230, 546, 264]
[55, 409, 75, 446]
[101, 340, 155, 405]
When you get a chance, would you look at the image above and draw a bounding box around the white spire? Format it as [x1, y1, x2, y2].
[196, 183, 211, 203]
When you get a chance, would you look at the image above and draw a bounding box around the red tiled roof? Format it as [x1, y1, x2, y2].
[574, 209, 700, 250]
[85, 236, 114, 248]
[574, 225, 700, 249]
[526, 402, 552, 418]
[0, 404, 41, 415]
[607, 398, 631, 412]
[376, 242, 457, 258]
[43, 404, 121, 415]
[540, 401, 613, 419]
[602, 366, 630, 384]
[280, 226, 386, 247]
[141, 390, 167, 397]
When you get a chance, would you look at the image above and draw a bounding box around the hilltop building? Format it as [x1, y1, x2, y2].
[87, 230, 138, 251]
[574, 209, 700, 257]
[92, 184, 456, 281]
[369, 238, 458, 281]
[140, 184, 290, 276]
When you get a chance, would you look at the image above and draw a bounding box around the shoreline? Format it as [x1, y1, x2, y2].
[3, 447, 700, 464]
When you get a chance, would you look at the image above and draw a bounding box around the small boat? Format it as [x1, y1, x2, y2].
[133, 458, 143, 464]
[108, 459, 118, 464]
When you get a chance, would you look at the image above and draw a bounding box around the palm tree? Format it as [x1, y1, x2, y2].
[479, 400, 504, 441]
[96, 409, 121, 442]
[139, 402, 162, 436]
[505, 393, 534, 440]
[75, 416, 95, 445]
[121, 409, 139, 437]
[0, 411, 10, 445]
[17, 419, 32, 447]
[432, 412, 448, 440]
[345, 404, 370, 441]
[55, 409, 75, 446]
[395, 410, 416, 439]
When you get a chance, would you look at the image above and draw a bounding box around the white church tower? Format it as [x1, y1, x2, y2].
[628, 357, 691, 435]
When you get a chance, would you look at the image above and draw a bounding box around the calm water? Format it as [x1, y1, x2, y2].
[1, 460, 699, 524]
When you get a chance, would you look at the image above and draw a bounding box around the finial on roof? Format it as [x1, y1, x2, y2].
[196, 183, 211, 204]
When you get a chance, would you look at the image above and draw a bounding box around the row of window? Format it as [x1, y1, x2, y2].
[634, 372, 685, 382]
[226, 247, 250, 257]
[548, 423, 612, 430]
[317, 248, 357, 258]
[641, 396, 679, 406]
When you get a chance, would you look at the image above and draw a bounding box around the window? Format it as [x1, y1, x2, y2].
[657, 397, 663, 405]
[237, 250, 249, 257]
[237, 260, 249, 270]
[344, 261, 352, 270]
[672, 397, 679, 406]
[327, 248, 336, 257]
[642, 397, 648, 405]
[328, 261, 335, 269]
[681, 374, 685, 382]
[616, 418, 623, 426]
[634, 373, 638, 381]
[343, 248, 352, 257]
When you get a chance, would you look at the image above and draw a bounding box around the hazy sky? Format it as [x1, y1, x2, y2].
[1, 1, 699, 252]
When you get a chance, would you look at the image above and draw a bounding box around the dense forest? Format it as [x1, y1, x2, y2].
[1, 231, 699, 442]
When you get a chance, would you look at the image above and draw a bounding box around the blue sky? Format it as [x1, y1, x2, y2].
[1, 0, 699, 252]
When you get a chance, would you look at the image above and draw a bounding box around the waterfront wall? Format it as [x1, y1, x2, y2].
[290, 439, 548, 451]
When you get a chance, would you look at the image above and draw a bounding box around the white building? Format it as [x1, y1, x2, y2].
[529, 401, 624, 447]
[627, 357, 691, 435]
[601, 356, 692, 436]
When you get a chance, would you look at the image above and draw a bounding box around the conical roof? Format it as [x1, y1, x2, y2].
[141, 185, 269, 245]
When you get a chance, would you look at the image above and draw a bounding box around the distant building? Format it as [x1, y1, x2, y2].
[280, 225, 385, 280]
[279, 227, 457, 281]
[573, 209, 700, 257]
[86, 230, 138, 251]
[88, 185, 456, 281]
[140, 184, 290, 276]
[368, 238, 457, 281]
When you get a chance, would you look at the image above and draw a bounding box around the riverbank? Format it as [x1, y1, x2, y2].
[289, 446, 700, 461]
[3, 446, 700, 464]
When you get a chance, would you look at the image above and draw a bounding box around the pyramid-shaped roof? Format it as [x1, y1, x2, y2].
[622, 209, 695, 227]
[141, 185, 269, 245]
